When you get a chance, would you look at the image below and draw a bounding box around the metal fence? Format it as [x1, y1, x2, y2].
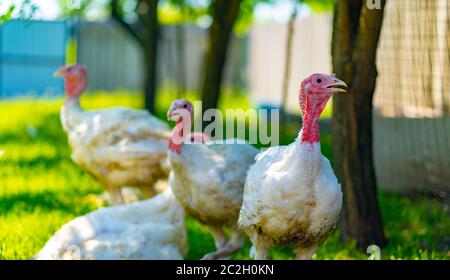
[1, 3, 449, 194]
[0, 20, 68, 97]
[0, 19, 247, 97]
[373, 0, 450, 194]
[247, 13, 332, 111]
[248, 1, 449, 194]
[76, 20, 247, 93]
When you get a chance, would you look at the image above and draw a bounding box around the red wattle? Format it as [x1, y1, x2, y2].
[301, 125, 320, 143]
[300, 97, 328, 144]
[168, 139, 182, 154]
[168, 120, 185, 153]
[64, 76, 86, 98]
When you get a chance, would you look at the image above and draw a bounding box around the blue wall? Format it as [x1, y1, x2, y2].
[0, 20, 68, 97]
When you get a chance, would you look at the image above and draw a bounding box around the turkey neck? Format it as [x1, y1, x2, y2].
[169, 119, 189, 153]
[62, 73, 86, 110]
[63, 95, 82, 113]
[300, 98, 329, 144]
[296, 99, 327, 180]
[60, 95, 83, 133]
[174, 119, 185, 140]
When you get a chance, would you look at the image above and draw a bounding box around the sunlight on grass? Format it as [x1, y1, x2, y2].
[0, 91, 447, 260]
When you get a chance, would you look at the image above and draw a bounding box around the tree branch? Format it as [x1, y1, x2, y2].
[281, 1, 298, 112]
[354, 0, 386, 70]
[353, 0, 386, 102]
[111, 0, 144, 45]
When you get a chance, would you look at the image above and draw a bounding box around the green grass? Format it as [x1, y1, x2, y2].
[0, 92, 448, 260]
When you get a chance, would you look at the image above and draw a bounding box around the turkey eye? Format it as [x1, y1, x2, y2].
[183, 104, 187, 108]
[316, 79, 322, 83]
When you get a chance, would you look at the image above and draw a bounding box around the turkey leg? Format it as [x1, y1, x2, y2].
[252, 238, 268, 260]
[295, 245, 317, 260]
[201, 230, 245, 260]
[139, 186, 157, 199]
[108, 186, 124, 205]
[207, 225, 228, 250]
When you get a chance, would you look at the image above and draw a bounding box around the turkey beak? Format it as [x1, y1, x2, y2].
[53, 69, 64, 77]
[167, 109, 179, 121]
[327, 79, 347, 93]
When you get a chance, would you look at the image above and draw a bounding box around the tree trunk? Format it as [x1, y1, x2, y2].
[111, 0, 159, 113]
[331, 0, 387, 248]
[200, 0, 241, 113]
[175, 23, 186, 97]
[143, 0, 159, 113]
[281, 2, 298, 112]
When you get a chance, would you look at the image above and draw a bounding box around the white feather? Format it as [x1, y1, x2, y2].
[169, 141, 259, 227]
[61, 101, 171, 195]
[34, 188, 187, 260]
[239, 130, 342, 249]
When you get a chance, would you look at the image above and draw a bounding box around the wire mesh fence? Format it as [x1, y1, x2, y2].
[373, 0, 450, 194]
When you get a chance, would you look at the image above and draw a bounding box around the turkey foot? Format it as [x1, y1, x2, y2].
[208, 226, 228, 250]
[201, 231, 245, 260]
[109, 186, 124, 205]
[139, 185, 157, 199]
[295, 246, 317, 260]
[251, 240, 269, 260]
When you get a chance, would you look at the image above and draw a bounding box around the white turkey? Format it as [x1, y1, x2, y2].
[33, 187, 187, 260]
[238, 73, 347, 260]
[167, 99, 259, 260]
[54, 65, 171, 204]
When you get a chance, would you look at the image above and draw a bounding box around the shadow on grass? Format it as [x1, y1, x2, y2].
[0, 112, 67, 146]
[0, 190, 99, 217]
[0, 156, 71, 170]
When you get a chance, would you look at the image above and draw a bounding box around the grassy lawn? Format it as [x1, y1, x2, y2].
[0, 92, 448, 260]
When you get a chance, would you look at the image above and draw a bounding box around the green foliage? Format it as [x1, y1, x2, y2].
[0, 0, 38, 24]
[55, 0, 334, 30]
[0, 5, 14, 25]
[59, 0, 93, 18]
[303, 0, 335, 13]
[57, 0, 208, 22]
[160, 0, 209, 24]
[234, 0, 274, 34]
[0, 92, 447, 260]
[234, 0, 336, 34]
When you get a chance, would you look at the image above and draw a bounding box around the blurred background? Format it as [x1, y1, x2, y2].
[0, 0, 448, 260]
